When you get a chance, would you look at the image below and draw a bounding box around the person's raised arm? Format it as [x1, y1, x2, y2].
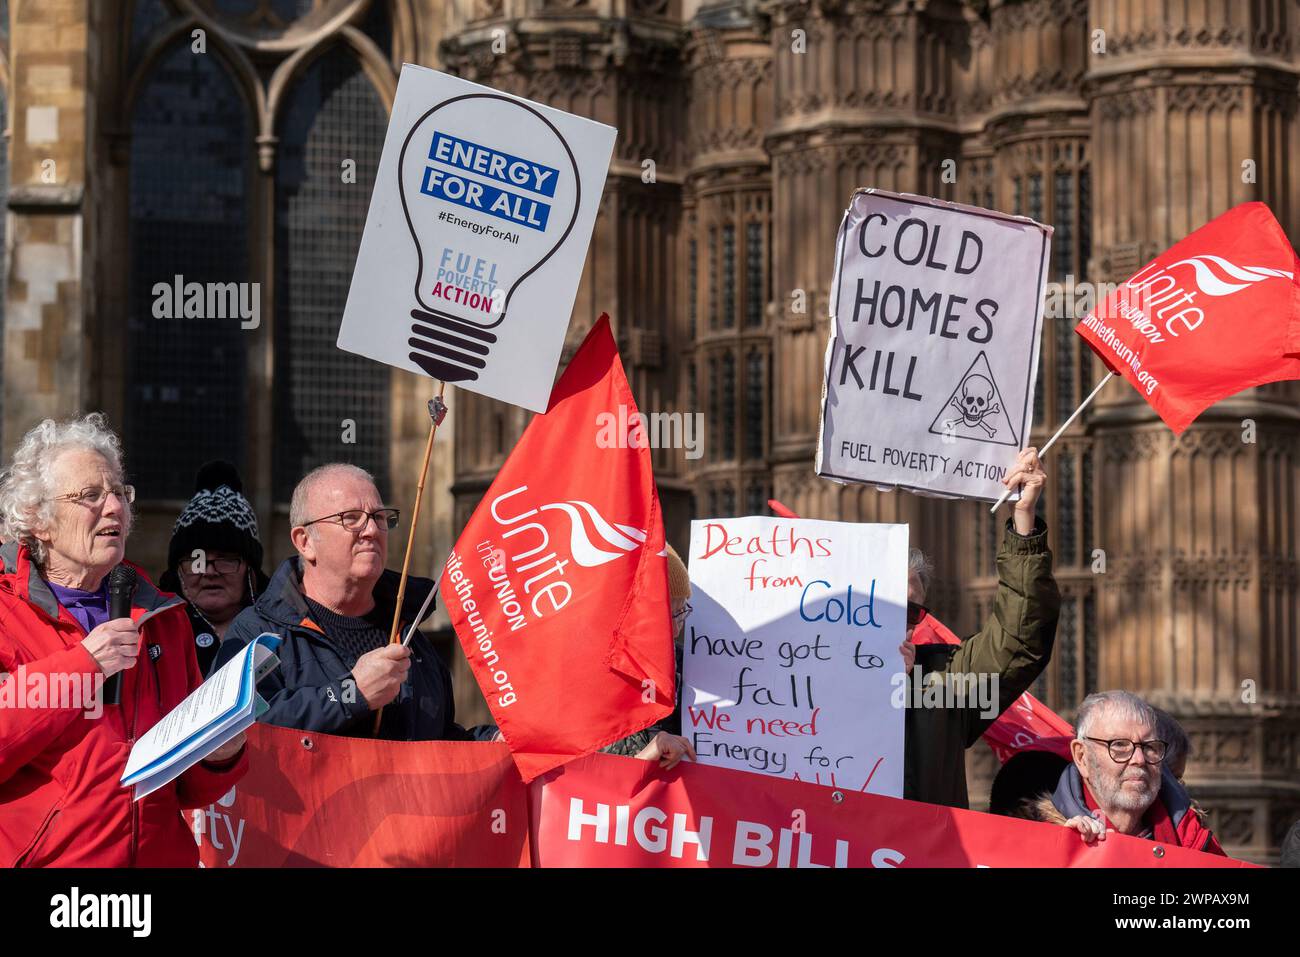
[951, 447, 1061, 743]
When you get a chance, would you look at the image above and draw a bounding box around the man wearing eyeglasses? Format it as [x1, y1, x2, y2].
[1024, 690, 1224, 854]
[212, 463, 496, 742]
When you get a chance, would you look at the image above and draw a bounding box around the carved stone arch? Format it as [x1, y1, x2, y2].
[172, 0, 367, 56]
[120, 14, 266, 158]
[267, 23, 397, 125]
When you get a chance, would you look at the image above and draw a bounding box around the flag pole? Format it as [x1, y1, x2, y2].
[989, 372, 1113, 514]
[374, 382, 448, 734]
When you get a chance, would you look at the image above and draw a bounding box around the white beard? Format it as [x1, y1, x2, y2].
[1089, 753, 1158, 813]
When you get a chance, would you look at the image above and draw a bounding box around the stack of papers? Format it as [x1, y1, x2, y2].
[121, 633, 281, 800]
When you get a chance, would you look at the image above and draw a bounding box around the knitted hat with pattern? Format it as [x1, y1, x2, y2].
[165, 460, 263, 574]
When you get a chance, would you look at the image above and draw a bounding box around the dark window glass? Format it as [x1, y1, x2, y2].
[1082, 445, 1094, 557]
[273, 45, 390, 500]
[722, 224, 735, 328]
[1012, 176, 1022, 216]
[1028, 173, 1043, 223]
[707, 355, 719, 453]
[687, 238, 697, 338]
[128, 43, 251, 498]
[745, 480, 766, 516]
[708, 226, 718, 329]
[745, 222, 763, 326]
[270, 0, 314, 22]
[210, 0, 314, 25]
[1056, 312, 1076, 423]
[359, 0, 392, 54]
[721, 350, 736, 459]
[1033, 352, 1045, 424]
[1053, 170, 1073, 280]
[745, 348, 764, 458]
[1079, 166, 1092, 282]
[130, 0, 172, 68]
[1058, 450, 1076, 563]
[1058, 595, 1078, 705]
[1083, 592, 1098, 695]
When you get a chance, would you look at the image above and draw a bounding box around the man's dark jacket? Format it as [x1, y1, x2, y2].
[904, 517, 1060, 809]
[212, 557, 493, 741]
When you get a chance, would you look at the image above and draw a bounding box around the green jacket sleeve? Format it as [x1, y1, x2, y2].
[948, 516, 1061, 745]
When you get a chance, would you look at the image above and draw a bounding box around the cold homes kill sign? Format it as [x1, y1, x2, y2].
[338, 64, 616, 413]
[816, 190, 1052, 501]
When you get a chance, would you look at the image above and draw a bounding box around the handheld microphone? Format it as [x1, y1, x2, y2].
[103, 564, 138, 706]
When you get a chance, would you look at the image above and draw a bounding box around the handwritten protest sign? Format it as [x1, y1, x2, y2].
[337, 64, 616, 412]
[682, 516, 908, 796]
[816, 189, 1051, 501]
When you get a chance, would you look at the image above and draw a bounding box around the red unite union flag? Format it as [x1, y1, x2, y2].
[1074, 202, 1300, 433]
[442, 314, 675, 781]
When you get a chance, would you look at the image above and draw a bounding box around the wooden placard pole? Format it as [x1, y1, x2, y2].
[374, 382, 448, 735]
[988, 372, 1113, 514]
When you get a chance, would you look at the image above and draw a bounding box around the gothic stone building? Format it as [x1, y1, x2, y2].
[1, 0, 1297, 861]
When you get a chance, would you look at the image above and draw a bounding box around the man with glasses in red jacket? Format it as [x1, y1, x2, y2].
[1021, 690, 1224, 855]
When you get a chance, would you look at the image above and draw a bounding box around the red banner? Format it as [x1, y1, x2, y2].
[531, 752, 1251, 868]
[442, 314, 675, 782]
[196, 727, 1249, 868]
[1074, 201, 1300, 433]
[193, 724, 529, 867]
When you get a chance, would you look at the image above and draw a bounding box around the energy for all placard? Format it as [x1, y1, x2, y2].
[337, 64, 616, 413]
[816, 190, 1052, 501]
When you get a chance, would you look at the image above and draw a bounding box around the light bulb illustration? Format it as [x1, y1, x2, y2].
[397, 93, 581, 383]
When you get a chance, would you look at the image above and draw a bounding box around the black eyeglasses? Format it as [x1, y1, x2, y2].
[906, 601, 929, 627]
[672, 601, 693, 624]
[301, 508, 400, 532]
[1084, 736, 1167, 764]
[54, 484, 136, 507]
[180, 557, 244, 576]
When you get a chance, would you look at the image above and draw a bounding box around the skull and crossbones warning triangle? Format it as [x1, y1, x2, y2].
[927, 351, 1020, 447]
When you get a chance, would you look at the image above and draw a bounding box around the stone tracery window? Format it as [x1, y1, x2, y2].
[126, 39, 252, 497]
[120, 0, 397, 503]
[272, 42, 390, 499]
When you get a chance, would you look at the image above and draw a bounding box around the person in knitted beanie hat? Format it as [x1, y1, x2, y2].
[159, 461, 269, 674]
[665, 543, 692, 641]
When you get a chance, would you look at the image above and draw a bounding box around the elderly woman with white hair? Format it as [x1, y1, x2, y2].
[0, 413, 246, 867]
